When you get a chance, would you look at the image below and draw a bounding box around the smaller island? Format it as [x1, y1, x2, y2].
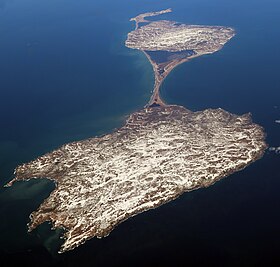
[126, 9, 235, 106]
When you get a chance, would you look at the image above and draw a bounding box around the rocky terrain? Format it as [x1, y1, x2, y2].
[6, 9, 266, 253]
[7, 106, 267, 253]
[126, 20, 235, 53]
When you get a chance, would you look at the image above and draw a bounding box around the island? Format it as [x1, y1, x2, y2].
[5, 9, 267, 253]
[125, 8, 235, 106]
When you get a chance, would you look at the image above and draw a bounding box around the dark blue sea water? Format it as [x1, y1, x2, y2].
[0, 0, 279, 266]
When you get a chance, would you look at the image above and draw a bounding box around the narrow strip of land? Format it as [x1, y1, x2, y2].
[143, 51, 200, 107]
[130, 8, 172, 30]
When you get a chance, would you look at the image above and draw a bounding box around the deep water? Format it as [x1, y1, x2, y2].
[0, 0, 279, 266]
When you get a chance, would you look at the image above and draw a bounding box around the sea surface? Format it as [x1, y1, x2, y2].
[0, 0, 279, 266]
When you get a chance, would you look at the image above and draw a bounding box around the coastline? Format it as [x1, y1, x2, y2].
[4, 8, 267, 254]
[6, 105, 267, 253]
[142, 50, 202, 107]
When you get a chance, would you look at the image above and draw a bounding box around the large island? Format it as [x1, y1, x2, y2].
[6, 9, 267, 253]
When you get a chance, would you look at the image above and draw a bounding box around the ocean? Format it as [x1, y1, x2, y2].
[0, 0, 279, 266]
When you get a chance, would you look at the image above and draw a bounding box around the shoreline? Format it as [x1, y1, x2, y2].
[6, 105, 267, 253]
[4, 9, 267, 254]
[142, 50, 203, 107]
